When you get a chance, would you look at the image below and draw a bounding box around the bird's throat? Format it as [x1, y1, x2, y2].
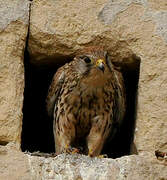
[81, 68, 108, 88]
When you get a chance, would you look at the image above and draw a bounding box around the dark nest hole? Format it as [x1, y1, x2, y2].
[21, 53, 55, 153]
[21, 50, 140, 158]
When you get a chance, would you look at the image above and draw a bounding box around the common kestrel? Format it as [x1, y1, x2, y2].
[46, 46, 126, 157]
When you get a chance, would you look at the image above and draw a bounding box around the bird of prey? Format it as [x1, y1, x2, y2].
[46, 46, 126, 157]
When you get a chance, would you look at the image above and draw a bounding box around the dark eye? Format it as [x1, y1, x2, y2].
[83, 56, 91, 63]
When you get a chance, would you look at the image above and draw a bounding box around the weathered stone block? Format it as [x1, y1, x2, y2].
[0, 0, 30, 147]
[1, 144, 167, 180]
[0, 143, 31, 180]
[28, 0, 137, 68]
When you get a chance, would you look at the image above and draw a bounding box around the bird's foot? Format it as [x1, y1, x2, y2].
[97, 154, 108, 158]
[64, 144, 79, 154]
[71, 148, 80, 154]
[88, 148, 93, 157]
[88, 149, 108, 158]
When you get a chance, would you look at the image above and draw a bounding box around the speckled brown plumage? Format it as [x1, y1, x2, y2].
[46, 46, 126, 157]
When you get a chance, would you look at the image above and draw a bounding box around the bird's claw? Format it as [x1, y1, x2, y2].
[88, 148, 108, 158]
[88, 148, 93, 157]
[97, 154, 108, 158]
[71, 148, 80, 154]
[64, 145, 79, 154]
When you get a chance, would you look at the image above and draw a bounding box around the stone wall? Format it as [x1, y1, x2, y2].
[0, 0, 167, 179]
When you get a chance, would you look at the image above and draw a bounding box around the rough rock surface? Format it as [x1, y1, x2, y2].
[0, 0, 30, 146]
[28, 0, 138, 68]
[0, 144, 167, 180]
[29, 0, 167, 155]
[28, 152, 167, 180]
[0, 143, 31, 180]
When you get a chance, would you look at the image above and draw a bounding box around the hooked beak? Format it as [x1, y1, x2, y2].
[96, 59, 105, 72]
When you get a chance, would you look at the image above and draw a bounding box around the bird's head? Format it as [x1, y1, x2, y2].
[75, 47, 113, 76]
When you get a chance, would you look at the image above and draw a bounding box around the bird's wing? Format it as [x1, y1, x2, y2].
[46, 68, 65, 117]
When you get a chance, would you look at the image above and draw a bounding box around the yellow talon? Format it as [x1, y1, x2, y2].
[88, 148, 93, 157]
[64, 145, 79, 154]
[65, 144, 69, 149]
[71, 148, 79, 154]
[97, 154, 108, 158]
[64, 144, 71, 153]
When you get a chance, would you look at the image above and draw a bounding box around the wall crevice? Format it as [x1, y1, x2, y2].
[21, 47, 140, 158]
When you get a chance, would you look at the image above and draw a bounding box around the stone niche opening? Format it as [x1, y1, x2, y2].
[21, 50, 140, 158]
